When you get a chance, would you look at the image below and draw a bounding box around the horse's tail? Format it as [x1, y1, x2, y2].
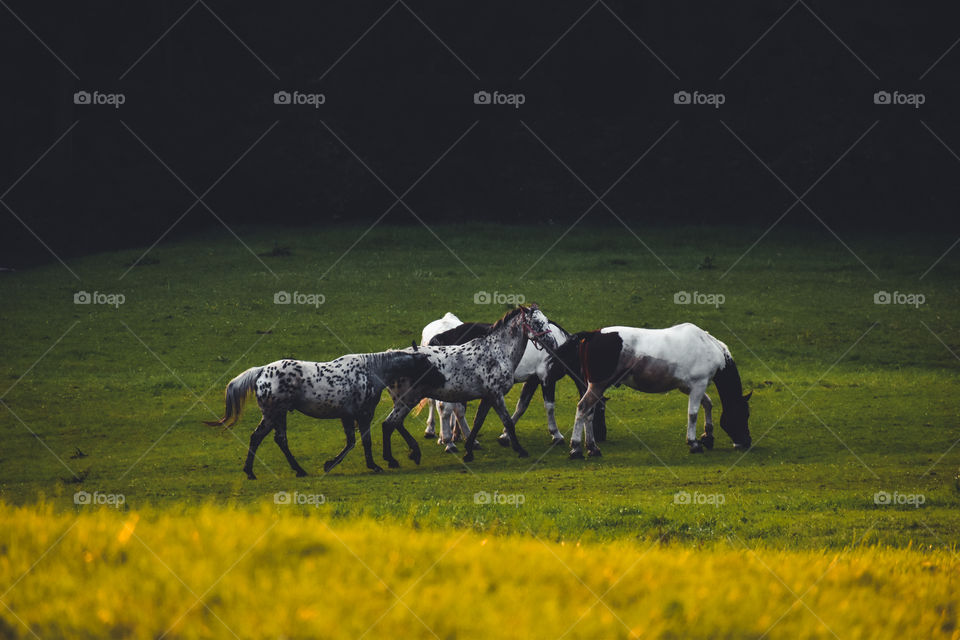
[410, 397, 431, 417]
[203, 366, 262, 429]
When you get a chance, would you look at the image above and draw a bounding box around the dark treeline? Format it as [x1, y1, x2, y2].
[2, 2, 959, 266]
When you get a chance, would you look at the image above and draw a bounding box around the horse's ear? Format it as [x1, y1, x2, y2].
[529, 302, 539, 310]
[744, 391, 753, 402]
[411, 340, 418, 351]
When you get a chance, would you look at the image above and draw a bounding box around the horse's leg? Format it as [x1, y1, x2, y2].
[273, 412, 308, 477]
[357, 413, 382, 473]
[438, 402, 455, 451]
[463, 399, 492, 463]
[501, 378, 539, 445]
[440, 403, 460, 453]
[570, 383, 602, 459]
[243, 417, 275, 480]
[491, 395, 529, 458]
[686, 384, 707, 453]
[699, 392, 714, 450]
[323, 418, 357, 473]
[393, 419, 422, 465]
[424, 399, 437, 439]
[381, 405, 407, 469]
[541, 379, 564, 444]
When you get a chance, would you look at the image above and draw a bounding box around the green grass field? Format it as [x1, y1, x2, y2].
[1, 224, 958, 638]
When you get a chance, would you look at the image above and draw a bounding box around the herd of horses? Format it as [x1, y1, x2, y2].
[205, 305, 753, 479]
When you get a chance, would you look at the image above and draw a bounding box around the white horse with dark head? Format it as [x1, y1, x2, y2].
[384, 305, 557, 465]
[204, 351, 443, 478]
[566, 323, 752, 458]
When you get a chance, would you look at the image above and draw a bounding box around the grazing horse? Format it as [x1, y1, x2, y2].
[204, 352, 444, 478]
[383, 305, 558, 465]
[566, 323, 752, 458]
[427, 320, 607, 448]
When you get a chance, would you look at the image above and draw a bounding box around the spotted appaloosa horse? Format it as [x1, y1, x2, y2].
[426, 319, 607, 449]
[383, 305, 558, 465]
[204, 351, 443, 478]
[566, 323, 752, 458]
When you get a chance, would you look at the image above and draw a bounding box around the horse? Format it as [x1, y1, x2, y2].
[382, 305, 558, 465]
[203, 351, 444, 478]
[427, 320, 608, 449]
[565, 323, 752, 458]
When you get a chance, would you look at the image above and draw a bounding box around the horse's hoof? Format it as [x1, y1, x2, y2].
[689, 442, 704, 454]
[472, 441, 483, 450]
[245, 472, 257, 480]
[322, 460, 336, 473]
[423, 430, 436, 440]
[463, 451, 474, 463]
[388, 459, 400, 469]
[569, 450, 584, 460]
[551, 436, 565, 445]
[496, 434, 511, 448]
[444, 444, 458, 453]
[296, 469, 309, 477]
[699, 434, 714, 450]
[517, 449, 529, 458]
[587, 446, 602, 458]
[408, 449, 421, 465]
[369, 465, 383, 473]
[733, 442, 751, 451]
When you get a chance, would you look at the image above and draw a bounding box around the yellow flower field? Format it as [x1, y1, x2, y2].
[0, 503, 957, 639]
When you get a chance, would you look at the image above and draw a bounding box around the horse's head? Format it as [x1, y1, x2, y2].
[719, 390, 752, 449]
[520, 304, 558, 352]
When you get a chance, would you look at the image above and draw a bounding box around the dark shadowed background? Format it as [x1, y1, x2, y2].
[2, 1, 959, 266]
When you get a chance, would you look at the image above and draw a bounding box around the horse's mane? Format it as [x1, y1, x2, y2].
[489, 306, 528, 331]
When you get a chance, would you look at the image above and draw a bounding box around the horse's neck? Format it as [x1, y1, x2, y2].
[712, 356, 743, 406]
[485, 320, 526, 365]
